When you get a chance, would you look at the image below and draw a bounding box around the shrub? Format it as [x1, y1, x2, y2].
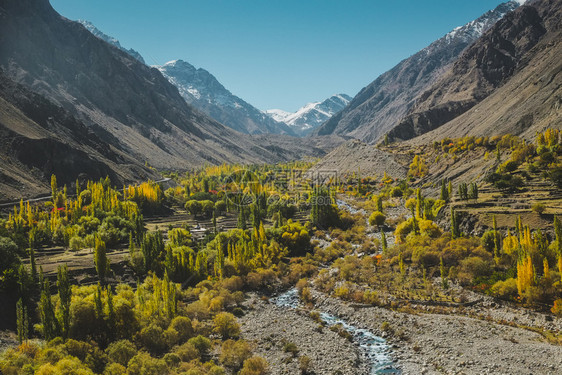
[126, 352, 168, 375]
[135, 324, 167, 354]
[169, 316, 194, 343]
[213, 312, 240, 339]
[187, 335, 212, 357]
[459, 257, 492, 280]
[174, 342, 200, 362]
[490, 278, 518, 300]
[239, 356, 269, 375]
[283, 341, 299, 357]
[368, 211, 386, 227]
[418, 219, 441, 238]
[69, 236, 85, 251]
[299, 355, 313, 374]
[106, 339, 137, 366]
[220, 339, 252, 370]
[104, 363, 127, 375]
[552, 299, 562, 316]
[532, 203, 546, 215]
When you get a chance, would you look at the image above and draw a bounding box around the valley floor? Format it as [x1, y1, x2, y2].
[239, 288, 562, 375]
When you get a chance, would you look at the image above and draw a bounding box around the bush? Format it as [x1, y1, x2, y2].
[220, 340, 252, 370]
[283, 341, 299, 357]
[459, 257, 492, 280]
[299, 355, 313, 374]
[240, 356, 269, 375]
[490, 278, 518, 300]
[368, 211, 386, 227]
[69, 236, 85, 251]
[532, 202, 546, 215]
[187, 335, 212, 357]
[169, 316, 194, 343]
[135, 324, 167, 354]
[552, 299, 562, 316]
[106, 339, 137, 366]
[126, 352, 168, 375]
[213, 312, 240, 339]
[418, 219, 441, 238]
[174, 342, 200, 362]
[480, 231, 499, 253]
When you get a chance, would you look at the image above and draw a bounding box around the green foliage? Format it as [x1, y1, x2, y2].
[240, 356, 269, 375]
[106, 339, 137, 366]
[220, 339, 252, 370]
[94, 238, 110, 282]
[532, 202, 546, 215]
[310, 187, 340, 228]
[213, 312, 240, 339]
[57, 265, 72, 339]
[368, 211, 386, 227]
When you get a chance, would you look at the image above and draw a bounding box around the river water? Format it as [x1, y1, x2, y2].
[273, 289, 401, 374]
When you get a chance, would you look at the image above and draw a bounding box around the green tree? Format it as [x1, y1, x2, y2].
[57, 264, 72, 339]
[39, 277, 59, 340]
[16, 298, 29, 344]
[94, 237, 110, 282]
[369, 211, 386, 227]
[213, 312, 240, 339]
[450, 207, 460, 238]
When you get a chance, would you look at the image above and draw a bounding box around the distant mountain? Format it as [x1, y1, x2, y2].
[0, 0, 326, 185]
[77, 20, 146, 64]
[313, 0, 521, 143]
[157, 60, 295, 136]
[266, 94, 351, 136]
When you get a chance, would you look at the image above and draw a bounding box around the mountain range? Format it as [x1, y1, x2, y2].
[313, 0, 523, 143]
[157, 60, 295, 136]
[266, 94, 351, 136]
[0, 0, 334, 200]
[313, 0, 562, 177]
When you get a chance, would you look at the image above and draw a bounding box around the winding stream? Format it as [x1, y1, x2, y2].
[273, 289, 401, 374]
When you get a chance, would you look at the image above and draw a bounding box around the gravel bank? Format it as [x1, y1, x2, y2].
[239, 294, 367, 374]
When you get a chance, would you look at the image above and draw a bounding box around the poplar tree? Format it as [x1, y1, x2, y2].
[57, 264, 71, 339]
[440, 257, 448, 289]
[94, 237, 110, 283]
[493, 215, 500, 260]
[16, 298, 28, 344]
[450, 207, 460, 238]
[39, 278, 58, 340]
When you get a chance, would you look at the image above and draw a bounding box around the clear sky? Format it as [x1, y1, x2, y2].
[50, 0, 512, 112]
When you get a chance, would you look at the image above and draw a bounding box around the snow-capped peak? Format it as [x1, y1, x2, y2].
[266, 94, 351, 135]
[433, 1, 521, 48]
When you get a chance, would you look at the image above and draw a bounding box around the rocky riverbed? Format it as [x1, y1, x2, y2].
[240, 288, 562, 375]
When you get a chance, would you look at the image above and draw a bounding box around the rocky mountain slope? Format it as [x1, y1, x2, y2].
[0, 0, 325, 180]
[313, 1, 521, 143]
[77, 20, 146, 64]
[0, 72, 159, 201]
[266, 94, 351, 136]
[158, 60, 294, 135]
[399, 0, 562, 143]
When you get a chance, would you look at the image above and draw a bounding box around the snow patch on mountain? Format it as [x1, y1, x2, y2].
[440, 1, 520, 46]
[266, 94, 351, 135]
[157, 60, 295, 135]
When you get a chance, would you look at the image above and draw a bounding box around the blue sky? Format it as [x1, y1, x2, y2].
[51, 0, 512, 112]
